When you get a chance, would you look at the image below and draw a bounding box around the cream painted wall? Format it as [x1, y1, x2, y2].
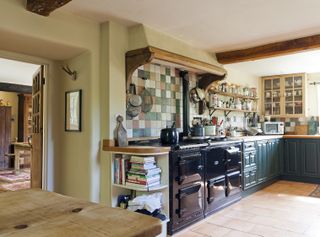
[0, 91, 18, 140]
[0, 0, 101, 202]
[100, 22, 129, 205]
[224, 66, 260, 113]
[306, 73, 320, 117]
[129, 24, 223, 70]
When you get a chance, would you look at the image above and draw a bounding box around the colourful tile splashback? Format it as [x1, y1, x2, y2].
[273, 116, 319, 133]
[126, 63, 183, 138]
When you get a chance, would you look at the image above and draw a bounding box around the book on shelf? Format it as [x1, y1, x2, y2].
[130, 156, 155, 164]
[126, 180, 161, 189]
[129, 167, 161, 176]
[130, 162, 157, 170]
[127, 174, 161, 184]
[113, 156, 130, 185]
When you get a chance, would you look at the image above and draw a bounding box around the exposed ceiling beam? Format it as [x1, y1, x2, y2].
[216, 34, 320, 64]
[26, 0, 72, 16]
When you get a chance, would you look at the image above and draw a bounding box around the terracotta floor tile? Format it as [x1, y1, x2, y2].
[175, 181, 320, 237]
[192, 223, 231, 237]
[223, 230, 260, 237]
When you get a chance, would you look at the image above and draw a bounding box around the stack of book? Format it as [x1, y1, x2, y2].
[126, 156, 161, 189]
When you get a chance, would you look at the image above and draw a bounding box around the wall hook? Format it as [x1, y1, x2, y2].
[62, 65, 77, 80]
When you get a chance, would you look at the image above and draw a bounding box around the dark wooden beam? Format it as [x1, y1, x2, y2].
[216, 34, 320, 64]
[0, 82, 32, 94]
[26, 0, 72, 16]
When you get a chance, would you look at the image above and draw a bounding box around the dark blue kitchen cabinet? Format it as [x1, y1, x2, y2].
[283, 138, 320, 180]
[256, 140, 268, 183]
[300, 139, 320, 177]
[243, 139, 281, 191]
[283, 139, 300, 176]
[268, 139, 281, 178]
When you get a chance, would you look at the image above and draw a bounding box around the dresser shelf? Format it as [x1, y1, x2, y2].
[208, 107, 258, 117]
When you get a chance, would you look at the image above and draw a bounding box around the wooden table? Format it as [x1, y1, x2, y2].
[0, 189, 162, 237]
[12, 142, 32, 171]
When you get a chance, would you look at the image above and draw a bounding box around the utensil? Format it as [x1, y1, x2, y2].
[160, 122, 179, 145]
[126, 104, 141, 118]
[128, 83, 142, 107]
[126, 83, 142, 118]
[140, 79, 153, 113]
[198, 99, 206, 115]
[189, 82, 205, 104]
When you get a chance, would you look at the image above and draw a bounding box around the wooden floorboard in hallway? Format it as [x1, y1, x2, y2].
[173, 181, 320, 237]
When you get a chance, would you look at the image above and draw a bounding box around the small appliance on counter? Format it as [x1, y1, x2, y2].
[160, 122, 179, 145]
[262, 122, 284, 135]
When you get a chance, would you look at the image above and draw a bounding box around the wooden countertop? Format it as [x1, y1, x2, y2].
[0, 189, 161, 237]
[103, 139, 170, 155]
[283, 135, 320, 139]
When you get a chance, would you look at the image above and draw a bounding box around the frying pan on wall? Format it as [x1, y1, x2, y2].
[126, 83, 142, 118]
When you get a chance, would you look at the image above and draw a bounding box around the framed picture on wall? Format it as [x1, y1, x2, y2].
[65, 89, 82, 132]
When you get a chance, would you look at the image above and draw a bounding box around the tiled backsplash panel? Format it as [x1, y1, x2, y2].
[126, 63, 183, 138]
[273, 116, 319, 133]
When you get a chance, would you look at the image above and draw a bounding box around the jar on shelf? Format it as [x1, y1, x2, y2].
[250, 87, 257, 97]
[243, 87, 249, 96]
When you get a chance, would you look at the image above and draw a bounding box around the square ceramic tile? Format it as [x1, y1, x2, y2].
[139, 120, 145, 128]
[127, 129, 133, 138]
[166, 91, 171, 98]
[156, 89, 161, 97]
[166, 75, 171, 83]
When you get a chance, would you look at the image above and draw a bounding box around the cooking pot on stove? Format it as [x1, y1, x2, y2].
[190, 125, 205, 137]
[160, 122, 179, 145]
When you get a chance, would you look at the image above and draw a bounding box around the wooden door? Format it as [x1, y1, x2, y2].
[0, 106, 11, 169]
[31, 66, 45, 188]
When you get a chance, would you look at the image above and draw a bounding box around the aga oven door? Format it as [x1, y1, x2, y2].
[205, 147, 225, 179]
[175, 151, 204, 185]
[207, 175, 226, 204]
[225, 145, 241, 172]
[176, 183, 203, 218]
[226, 171, 241, 197]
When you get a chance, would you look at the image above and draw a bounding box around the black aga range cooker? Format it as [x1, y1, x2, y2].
[168, 139, 242, 235]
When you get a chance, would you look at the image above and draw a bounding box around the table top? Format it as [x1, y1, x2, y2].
[0, 189, 161, 237]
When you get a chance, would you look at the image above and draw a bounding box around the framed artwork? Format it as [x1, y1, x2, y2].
[65, 89, 82, 132]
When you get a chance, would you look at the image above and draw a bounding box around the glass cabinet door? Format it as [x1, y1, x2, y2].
[264, 78, 281, 116]
[284, 76, 303, 115]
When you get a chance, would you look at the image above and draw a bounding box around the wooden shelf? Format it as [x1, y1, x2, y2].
[113, 183, 168, 192]
[125, 46, 227, 91]
[208, 107, 257, 117]
[209, 90, 259, 100]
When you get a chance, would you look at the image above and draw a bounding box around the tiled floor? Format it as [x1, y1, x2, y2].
[0, 168, 30, 192]
[174, 181, 320, 237]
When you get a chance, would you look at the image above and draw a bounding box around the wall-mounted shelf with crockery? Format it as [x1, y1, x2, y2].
[208, 90, 259, 100]
[208, 107, 258, 117]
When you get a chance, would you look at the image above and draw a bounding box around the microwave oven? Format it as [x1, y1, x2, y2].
[263, 122, 285, 135]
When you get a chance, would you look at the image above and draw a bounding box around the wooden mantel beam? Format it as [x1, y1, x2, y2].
[26, 0, 72, 16]
[216, 34, 320, 64]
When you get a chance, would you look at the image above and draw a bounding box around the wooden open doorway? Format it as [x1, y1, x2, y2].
[30, 65, 45, 188]
[0, 59, 45, 191]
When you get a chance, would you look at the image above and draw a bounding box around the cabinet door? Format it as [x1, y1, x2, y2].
[268, 139, 280, 179]
[300, 139, 320, 177]
[284, 75, 304, 116]
[284, 139, 300, 175]
[263, 78, 281, 116]
[256, 141, 268, 183]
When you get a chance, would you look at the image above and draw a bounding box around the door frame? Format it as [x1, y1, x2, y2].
[0, 50, 49, 190]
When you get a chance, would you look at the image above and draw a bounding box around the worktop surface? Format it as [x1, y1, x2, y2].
[0, 189, 161, 237]
[103, 135, 320, 154]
